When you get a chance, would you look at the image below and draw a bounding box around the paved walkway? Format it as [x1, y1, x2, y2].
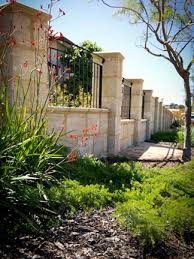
[119, 142, 183, 161]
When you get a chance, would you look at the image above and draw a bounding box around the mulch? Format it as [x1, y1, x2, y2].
[0, 208, 194, 259]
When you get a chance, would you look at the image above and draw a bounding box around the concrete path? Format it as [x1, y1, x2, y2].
[119, 142, 183, 161]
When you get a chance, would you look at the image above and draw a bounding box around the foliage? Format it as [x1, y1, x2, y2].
[0, 81, 69, 238]
[47, 179, 127, 215]
[170, 120, 182, 129]
[177, 127, 194, 147]
[115, 160, 194, 247]
[60, 155, 143, 192]
[151, 131, 179, 142]
[59, 40, 102, 104]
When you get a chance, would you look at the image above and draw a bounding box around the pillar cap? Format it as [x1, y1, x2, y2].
[94, 51, 125, 61]
[125, 78, 144, 84]
[144, 89, 153, 93]
[1, 2, 51, 19]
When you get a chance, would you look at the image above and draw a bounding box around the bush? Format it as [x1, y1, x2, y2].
[60, 155, 143, 191]
[0, 80, 68, 238]
[47, 179, 128, 215]
[177, 127, 194, 147]
[151, 131, 178, 142]
[115, 161, 194, 247]
[170, 120, 182, 129]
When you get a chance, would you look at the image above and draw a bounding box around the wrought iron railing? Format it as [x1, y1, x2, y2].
[121, 78, 132, 118]
[48, 45, 103, 108]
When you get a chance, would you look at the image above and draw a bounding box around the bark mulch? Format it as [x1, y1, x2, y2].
[0, 208, 194, 259]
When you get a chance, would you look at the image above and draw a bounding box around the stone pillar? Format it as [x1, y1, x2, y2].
[144, 90, 153, 140]
[154, 97, 159, 132]
[128, 79, 144, 145]
[162, 106, 165, 131]
[164, 108, 168, 130]
[151, 97, 155, 135]
[0, 2, 50, 108]
[158, 101, 163, 131]
[97, 52, 124, 155]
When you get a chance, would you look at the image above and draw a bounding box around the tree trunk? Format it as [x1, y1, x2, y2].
[182, 73, 191, 161]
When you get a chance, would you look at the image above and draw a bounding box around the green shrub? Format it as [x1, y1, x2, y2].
[47, 179, 127, 214]
[115, 161, 194, 247]
[151, 131, 178, 142]
[0, 78, 68, 238]
[61, 155, 143, 191]
[177, 127, 194, 146]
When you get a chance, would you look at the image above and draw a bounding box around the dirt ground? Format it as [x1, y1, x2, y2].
[0, 208, 193, 259]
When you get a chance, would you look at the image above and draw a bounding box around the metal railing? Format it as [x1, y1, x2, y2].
[48, 45, 103, 108]
[121, 78, 132, 118]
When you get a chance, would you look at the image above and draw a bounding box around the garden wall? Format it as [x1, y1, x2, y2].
[0, 2, 174, 157]
[139, 119, 147, 142]
[120, 119, 135, 150]
[46, 106, 109, 156]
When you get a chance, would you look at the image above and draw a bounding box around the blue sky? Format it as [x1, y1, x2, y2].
[1, 0, 193, 104]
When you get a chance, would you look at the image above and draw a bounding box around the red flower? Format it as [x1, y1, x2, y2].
[36, 11, 42, 17]
[67, 151, 77, 162]
[59, 32, 64, 39]
[31, 40, 35, 46]
[83, 128, 89, 134]
[57, 53, 61, 59]
[70, 134, 77, 139]
[8, 37, 16, 46]
[91, 123, 97, 131]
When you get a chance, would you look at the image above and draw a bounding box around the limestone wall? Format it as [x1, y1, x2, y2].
[139, 119, 147, 142]
[46, 106, 109, 156]
[0, 2, 50, 108]
[0, 2, 175, 158]
[120, 119, 135, 150]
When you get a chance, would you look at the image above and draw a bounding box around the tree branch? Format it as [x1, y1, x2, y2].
[100, 0, 155, 32]
[187, 61, 193, 72]
[178, 36, 194, 56]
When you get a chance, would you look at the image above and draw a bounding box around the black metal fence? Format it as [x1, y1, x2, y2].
[48, 45, 103, 108]
[121, 78, 132, 118]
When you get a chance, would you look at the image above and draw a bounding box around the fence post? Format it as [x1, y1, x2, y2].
[95, 52, 124, 155]
[158, 101, 163, 131]
[0, 3, 50, 109]
[144, 90, 153, 140]
[128, 79, 144, 145]
[154, 97, 160, 132]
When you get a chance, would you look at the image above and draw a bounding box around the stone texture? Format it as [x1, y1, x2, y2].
[98, 52, 124, 155]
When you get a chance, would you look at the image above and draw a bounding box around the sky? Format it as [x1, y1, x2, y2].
[1, 0, 193, 105]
